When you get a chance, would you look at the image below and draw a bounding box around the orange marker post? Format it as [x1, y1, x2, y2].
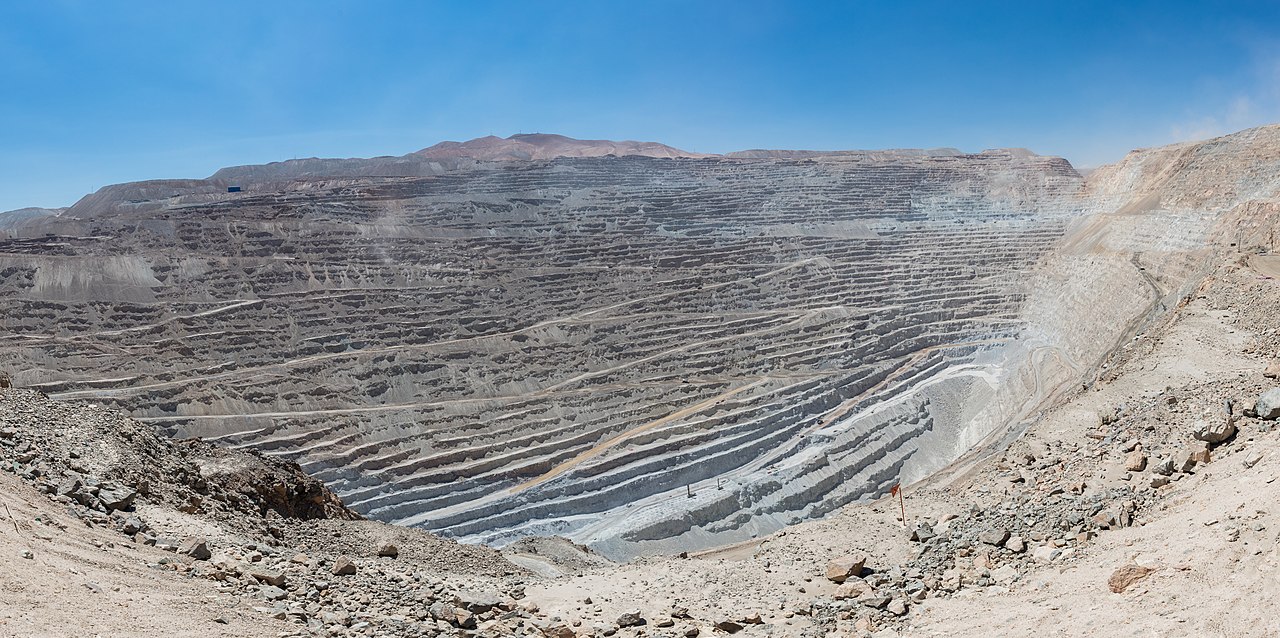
[890, 483, 905, 528]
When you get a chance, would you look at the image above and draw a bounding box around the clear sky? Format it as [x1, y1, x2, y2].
[2, 0, 1279, 212]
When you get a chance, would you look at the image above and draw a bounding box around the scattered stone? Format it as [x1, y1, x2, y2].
[616, 611, 645, 627]
[991, 565, 1019, 584]
[1108, 564, 1155, 593]
[1189, 440, 1212, 465]
[825, 552, 868, 582]
[120, 516, 144, 535]
[377, 542, 399, 558]
[20, 549, 33, 560]
[331, 555, 358, 576]
[258, 585, 288, 601]
[833, 578, 875, 600]
[1244, 450, 1264, 469]
[1150, 457, 1175, 476]
[98, 484, 136, 511]
[886, 599, 908, 616]
[1264, 360, 1280, 379]
[859, 593, 891, 609]
[978, 528, 1010, 546]
[1257, 389, 1280, 420]
[1123, 450, 1147, 472]
[1005, 535, 1026, 553]
[909, 523, 935, 543]
[1172, 450, 1196, 473]
[177, 537, 211, 561]
[1193, 419, 1237, 444]
[714, 619, 744, 633]
[741, 611, 763, 624]
[249, 567, 286, 587]
[1031, 545, 1060, 562]
[544, 623, 576, 638]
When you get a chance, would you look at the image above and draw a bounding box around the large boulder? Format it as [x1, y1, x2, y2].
[1256, 388, 1280, 420]
[825, 552, 869, 582]
[1192, 419, 1236, 444]
[98, 484, 137, 511]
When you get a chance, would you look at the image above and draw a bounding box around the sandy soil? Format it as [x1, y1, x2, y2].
[0, 473, 284, 638]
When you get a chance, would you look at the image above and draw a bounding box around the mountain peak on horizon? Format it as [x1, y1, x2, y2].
[413, 133, 709, 161]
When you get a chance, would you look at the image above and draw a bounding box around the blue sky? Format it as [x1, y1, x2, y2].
[2, 0, 1278, 212]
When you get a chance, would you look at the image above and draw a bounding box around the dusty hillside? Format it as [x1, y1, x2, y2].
[0, 389, 538, 637]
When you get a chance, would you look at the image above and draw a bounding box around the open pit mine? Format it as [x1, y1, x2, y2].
[0, 128, 1265, 560]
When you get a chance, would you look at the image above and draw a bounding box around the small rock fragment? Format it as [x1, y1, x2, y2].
[177, 537, 211, 561]
[978, 528, 1010, 546]
[616, 611, 645, 627]
[331, 555, 358, 576]
[1123, 450, 1147, 472]
[1108, 564, 1155, 593]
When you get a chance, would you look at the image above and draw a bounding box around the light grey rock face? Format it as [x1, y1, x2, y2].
[1257, 388, 1280, 420]
[0, 152, 1087, 559]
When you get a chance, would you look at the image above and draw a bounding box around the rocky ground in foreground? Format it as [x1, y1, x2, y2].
[1, 251, 1279, 638]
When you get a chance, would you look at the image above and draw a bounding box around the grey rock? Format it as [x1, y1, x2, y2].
[1193, 419, 1236, 443]
[616, 611, 646, 627]
[859, 593, 891, 609]
[454, 589, 504, 613]
[1257, 388, 1280, 420]
[177, 537, 211, 560]
[978, 528, 1010, 546]
[258, 585, 288, 601]
[1173, 450, 1197, 473]
[98, 484, 137, 510]
[1151, 457, 1175, 476]
[910, 523, 935, 543]
[120, 516, 144, 535]
[55, 477, 82, 497]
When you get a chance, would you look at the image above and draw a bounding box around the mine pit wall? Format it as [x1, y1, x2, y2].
[585, 136, 1270, 559]
[3, 128, 1276, 563]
